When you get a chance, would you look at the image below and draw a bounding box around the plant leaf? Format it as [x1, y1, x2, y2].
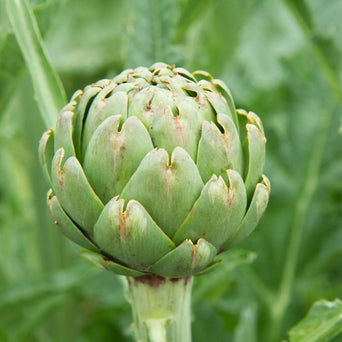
[6, 0, 66, 129]
[288, 299, 342, 342]
[233, 304, 258, 342]
[125, 0, 181, 67]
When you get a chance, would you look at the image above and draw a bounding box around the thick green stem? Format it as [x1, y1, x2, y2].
[127, 276, 193, 342]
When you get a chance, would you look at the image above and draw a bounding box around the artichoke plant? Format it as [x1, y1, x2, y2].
[39, 62, 269, 342]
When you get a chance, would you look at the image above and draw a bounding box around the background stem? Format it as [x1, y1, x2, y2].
[6, 0, 66, 129]
[267, 1, 342, 340]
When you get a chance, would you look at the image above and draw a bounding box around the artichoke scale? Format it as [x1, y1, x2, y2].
[211, 78, 238, 128]
[150, 238, 217, 278]
[196, 114, 243, 183]
[73, 86, 103, 159]
[150, 103, 201, 161]
[225, 175, 270, 249]
[93, 198, 175, 272]
[38, 129, 54, 185]
[82, 89, 129, 154]
[83, 115, 154, 203]
[80, 250, 146, 277]
[120, 147, 204, 238]
[51, 148, 104, 237]
[127, 86, 155, 127]
[54, 110, 76, 160]
[47, 190, 99, 252]
[173, 170, 247, 250]
[244, 123, 266, 200]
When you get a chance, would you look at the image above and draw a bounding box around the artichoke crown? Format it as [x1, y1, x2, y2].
[39, 63, 270, 278]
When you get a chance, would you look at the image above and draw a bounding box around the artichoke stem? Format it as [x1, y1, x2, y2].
[127, 275, 193, 342]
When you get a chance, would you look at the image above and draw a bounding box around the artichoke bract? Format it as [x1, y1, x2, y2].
[39, 63, 270, 278]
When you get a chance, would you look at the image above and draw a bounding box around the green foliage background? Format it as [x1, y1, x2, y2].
[1, 0, 342, 341]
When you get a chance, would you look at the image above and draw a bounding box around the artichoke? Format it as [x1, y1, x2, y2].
[39, 62, 270, 278]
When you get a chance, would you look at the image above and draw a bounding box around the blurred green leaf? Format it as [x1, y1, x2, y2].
[233, 304, 257, 342]
[1, 0, 342, 341]
[284, 0, 314, 29]
[283, 0, 342, 107]
[174, 0, 211, 42]
[6, 0, 66, 128]
[13, 294, 68, 341]
[193, 249, 257, 303]
[45, 0, 126, 80]
[183, 0, 258, 75]
[125, 0, 182, 68]
[288, 299, 342, 342]
[0, 266, 96, 309]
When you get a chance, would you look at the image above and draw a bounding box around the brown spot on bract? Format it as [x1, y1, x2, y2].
[193, 244, 198, 256]
[119, 212, 127, 235]
[58, 175, 64, 190]
[227, 192, 235, 208]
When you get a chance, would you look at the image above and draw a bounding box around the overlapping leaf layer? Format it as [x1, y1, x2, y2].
[39, 63, 270, 277]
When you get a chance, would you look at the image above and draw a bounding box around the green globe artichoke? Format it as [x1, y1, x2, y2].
[39, 62, 270, 278]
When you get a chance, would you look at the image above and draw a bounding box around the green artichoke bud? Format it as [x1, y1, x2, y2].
[39, 63, 270, 278]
